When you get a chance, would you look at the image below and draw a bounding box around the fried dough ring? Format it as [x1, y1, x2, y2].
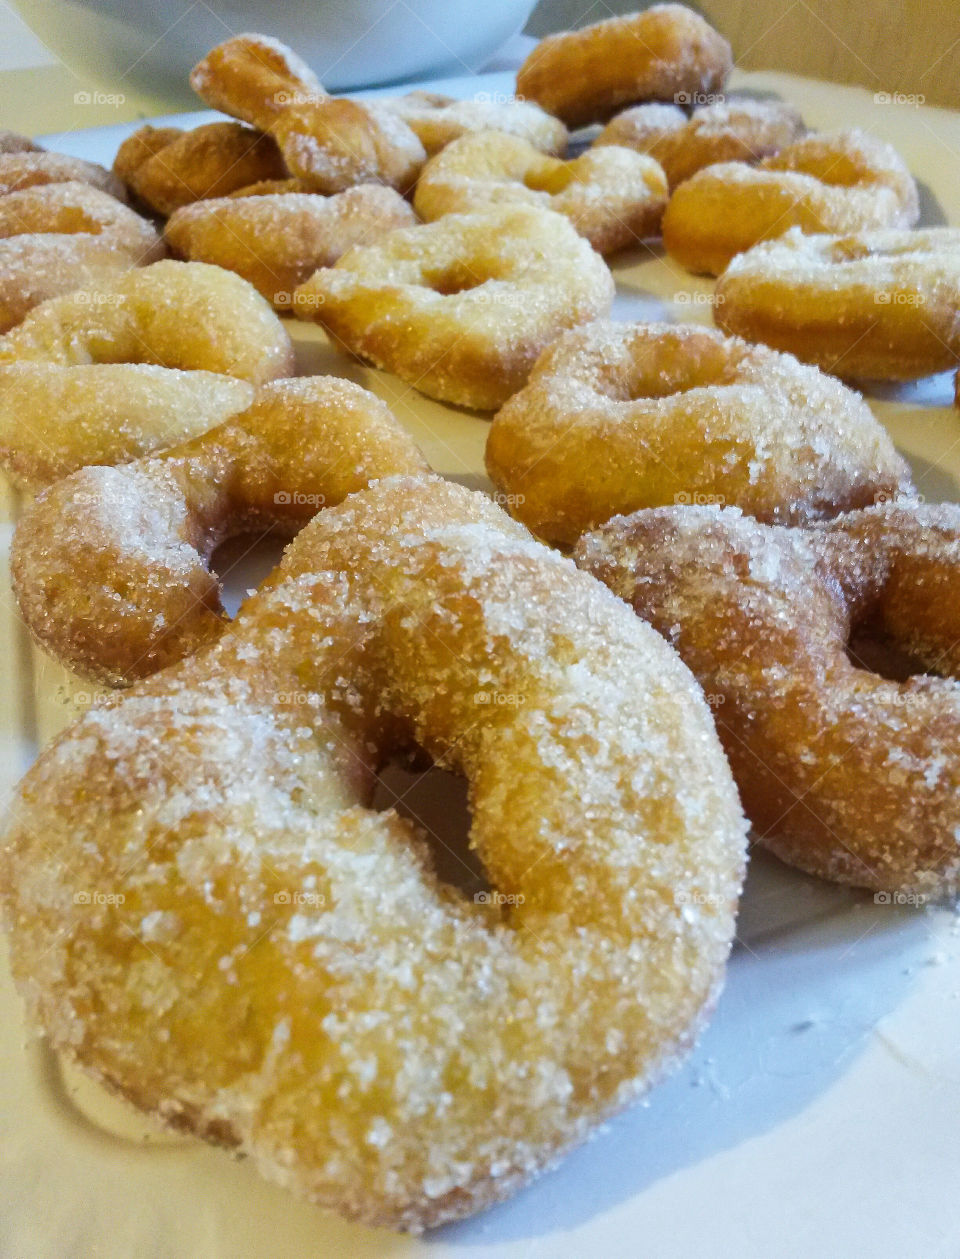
[270, 99, 426, 195]
[0, 150, 126, 199]
[717, 226, 960, 381]
[12, 377, 428, 684]
[662, 129, 920, 275]
[295, 205, 615, 409]
[190, 32, 327, 131]
[0, 259, 295, 383]
[516, 4, 733, 128]
[0, 362, 254, 489]
[413, 132, 668, 254]
[576, 500, 960, 896]
[0, 182, 165, 333]
[595, 97, 805, 188]
[113, 122, 287, 217]
[485, 321, 911, 544]
[165, 185, 417, 308]
[2, 475, 747, 1231]
[384, 90, 568, 156]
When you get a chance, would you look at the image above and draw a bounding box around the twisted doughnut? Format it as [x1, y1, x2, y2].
[516, 4, 733, 128]
[113, 122, 287, 217]
[165, 185, 417, 308]
[594, 97, 805, 188]
[270, 99, 426, 195]
[190, 33, 327, 131]
[662, 129, 920, 274]
[485, 321, 911, 544]
[413, 131, 668, 254]
[0, 182, 164, 333]
[0, 362, 253, 489]
[717, 226, 960, 380]
[2, 475, 747, 1230]
[576, 501, 960, 896]
[12, 377, 428, 684]
[383, 89, 568, 156]
[0, 259, 295, 384]
[295, 205, 615, 409]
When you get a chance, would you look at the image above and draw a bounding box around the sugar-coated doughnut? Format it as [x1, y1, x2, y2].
[295, 205, 615, 409]
[190, 32, 327, 130]
[0, 182, 165, 333]
[662, 129, 920, 274]
[0, 259, 295, 384]
[0, 149, 126, 200]
[383, 90, 568, 156]
[270, 99, 426, 194]
[12, 377, 428, 684]
[2, 474, 747, 1231]
[0, 362, 253, 489]
[717, 227, 960, 381]
[516, 4, 733, 128]
[165, 185, 417, 308]
[485, 321, 911, 544]
[595, 97, 805, 188]
[576, 500, 960, 896]
[413, 131, 668, 254]
[113, 122, 287, 217]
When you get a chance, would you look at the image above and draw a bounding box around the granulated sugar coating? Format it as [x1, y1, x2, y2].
[0, 362, 253, 489]
[0, 150, 126, 199]
[190, 33, 328, 132]
[576, 500, 960, 896]
[413, 131, 668, 255]
[2, 477, 747, 1232]
[0, 182, 164, 332]
[165, 185, 417, 307]
[594, 97, 806, 189]
[663, 129, 920, 275]
[383, 90, 568, 158]
[717, 226, 960, 380]
[295, 205, 615, 410]
[271, 100, 426, 196]
[0, 259, 295, 383]
[485, 320, 911, 544]
[11, 377, 427, 684]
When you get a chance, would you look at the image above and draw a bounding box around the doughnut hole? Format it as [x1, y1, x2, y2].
[522, 161, 577, 195]
[587, 326, 738, 401]
[421, 260, 487, 296]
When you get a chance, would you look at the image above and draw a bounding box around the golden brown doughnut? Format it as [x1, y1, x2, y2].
[294, 205, 615, 409]
[516, 4, 733, 128]
[165, 185, 417, 308]
[594, 96, 806, 187]
[112, 122, 287, 217]
[227, 177, 312, 197]
[576, 499, 960, 896]
[0, 182, 165, 333]
[12, 377, 428, 684]
[2, 474, 747, 1231]
[662, 129, 920, 275]
[0, 259, 295, 384]
[190, 32, 327, 131]
[384, 89, 568, 156]
[717, 226, 960, 380]
[270, 98, 426, 194]
[0, 149, 126, 199]
[485, 321, 911, 544]
[0, 362, 254, 489]
[413, 131, 668, 254]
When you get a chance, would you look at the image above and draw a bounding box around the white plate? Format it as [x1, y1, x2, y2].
[3, 68, 960, 1259]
